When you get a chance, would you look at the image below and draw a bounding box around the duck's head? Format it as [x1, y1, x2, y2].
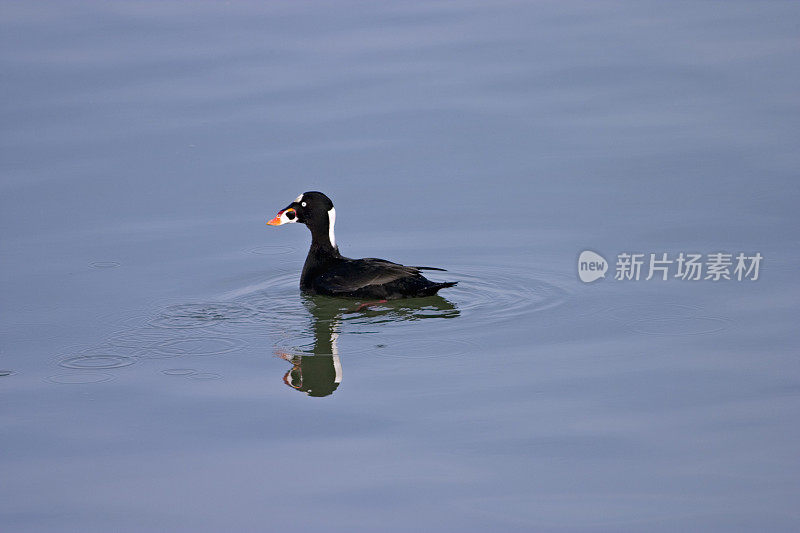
[267, 191, 337, 248]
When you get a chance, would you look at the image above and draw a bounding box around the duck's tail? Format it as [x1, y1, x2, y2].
[424, 280, 457, 296]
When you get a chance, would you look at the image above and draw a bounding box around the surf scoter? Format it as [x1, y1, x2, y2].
[267, 191, 457, 299]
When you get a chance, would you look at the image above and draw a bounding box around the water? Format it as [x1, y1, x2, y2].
[2, 1, 799, 531]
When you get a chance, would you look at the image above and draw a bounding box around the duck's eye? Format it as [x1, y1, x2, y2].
[286, 210, 296, 220]
[301, 201, 307, 207]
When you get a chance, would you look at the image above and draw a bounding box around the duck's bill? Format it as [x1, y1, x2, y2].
[267, 207, 297, 226]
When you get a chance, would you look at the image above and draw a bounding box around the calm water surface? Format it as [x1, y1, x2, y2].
[2, 1, 800, 531]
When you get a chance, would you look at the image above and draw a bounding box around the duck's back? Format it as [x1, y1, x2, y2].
[308, 257, 456, 299]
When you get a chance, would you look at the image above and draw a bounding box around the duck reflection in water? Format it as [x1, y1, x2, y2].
[278, 294, 459, 397]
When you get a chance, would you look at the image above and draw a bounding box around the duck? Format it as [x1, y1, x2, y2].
[267, 191, 457, 299]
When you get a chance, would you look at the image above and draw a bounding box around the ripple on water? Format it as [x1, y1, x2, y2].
[188, 372, 222, 381]
[162, 368, 197, 376]
[234, 272, 316, 333]
[103, 311, 156, 330]
[234, 265, 573, 356]
[105, 328, 179, 350]
[602, 302, 731, 336]
[272, 332, 377, 357]
[148, 336, 246, 357]
[604, 302, 705, 322]
[89, 261, 121, 269]
[442, 265, 572, 326]
[238, 266, 571, 328]
[371, 338, 476, 359]
[46, 373, 114, 384]
[148, 302, 260, 329]
[234, 272, 301, 302]
[627, 316, 731, 336]
[79, 264, 569, 373]
[339, 301, 460, 327]
[59, 354, 136, 370]
[245, 244, 296, 256]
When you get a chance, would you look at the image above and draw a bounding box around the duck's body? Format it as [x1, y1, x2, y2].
[268, 191, 457, 299]
[302, 252, 456, 299]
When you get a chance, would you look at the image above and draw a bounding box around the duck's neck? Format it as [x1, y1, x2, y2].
[310, 207, 338, 252]
[301, 208, 340, 289]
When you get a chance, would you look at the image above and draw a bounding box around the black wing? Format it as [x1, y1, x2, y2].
[315, 258, 427, 293]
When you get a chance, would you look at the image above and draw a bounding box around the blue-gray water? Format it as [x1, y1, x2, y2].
[2, 2, 799, 531]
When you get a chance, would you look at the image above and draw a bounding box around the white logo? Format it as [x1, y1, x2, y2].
[577, 250, 762, 283]
[578, 250, 608, 283]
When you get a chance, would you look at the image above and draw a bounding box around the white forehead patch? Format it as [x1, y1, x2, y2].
[294, 194, 304, 203]
[328, 207, 336, 248]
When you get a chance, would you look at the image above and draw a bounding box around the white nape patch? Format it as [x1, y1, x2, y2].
[294, 193, 304, 203]
[327, 207, 336, 248]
